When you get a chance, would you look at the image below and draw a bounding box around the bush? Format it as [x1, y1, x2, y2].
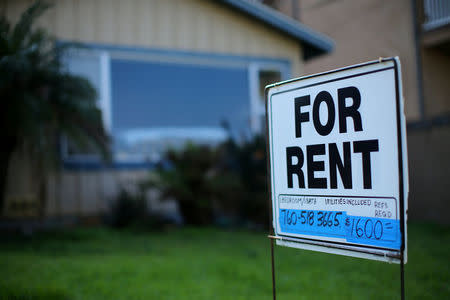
[143, 136, 270, 228]
[144, 144, 224, 225]
[219, 135, 270, 227]
[108, 189, 146, 228]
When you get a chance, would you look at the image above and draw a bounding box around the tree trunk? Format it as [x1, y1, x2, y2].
[31, 150, 49, 219]
[0, 141, 16, 216]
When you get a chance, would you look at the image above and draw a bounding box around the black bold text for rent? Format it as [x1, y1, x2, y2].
[286, 86, 379, 190]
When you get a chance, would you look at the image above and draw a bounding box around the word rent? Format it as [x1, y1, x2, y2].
[286, 87, 379, 190]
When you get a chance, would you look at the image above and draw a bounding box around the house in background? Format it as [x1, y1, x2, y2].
[1, 0, 333, 220]
[261, 0, 450, 224]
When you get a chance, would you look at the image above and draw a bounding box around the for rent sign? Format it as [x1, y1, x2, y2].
[266, 58, 408, 263]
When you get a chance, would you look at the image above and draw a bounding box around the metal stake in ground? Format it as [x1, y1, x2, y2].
[270, 236, 276, 300]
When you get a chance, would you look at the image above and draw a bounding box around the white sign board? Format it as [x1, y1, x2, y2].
[266, 58, 408, 263]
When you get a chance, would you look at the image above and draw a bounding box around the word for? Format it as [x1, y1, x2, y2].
[294, 87, 362, 137]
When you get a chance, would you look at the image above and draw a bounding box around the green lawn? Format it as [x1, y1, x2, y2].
[0, 222, 448, 300]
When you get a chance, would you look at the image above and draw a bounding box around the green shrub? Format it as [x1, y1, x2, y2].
[143, 136, 270, 228]
[220, 135, 270, 227]
[108, 189, 146, 228]
[144, 144, 223, 225]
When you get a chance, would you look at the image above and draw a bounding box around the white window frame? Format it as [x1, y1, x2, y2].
[248, 62, 287, 133]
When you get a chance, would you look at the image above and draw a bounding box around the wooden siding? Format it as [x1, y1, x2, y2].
[45, 170, 150, 217]
[2, 0, 304, 75]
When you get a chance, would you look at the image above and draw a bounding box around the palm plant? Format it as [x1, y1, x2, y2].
[0, 1, 109, 215]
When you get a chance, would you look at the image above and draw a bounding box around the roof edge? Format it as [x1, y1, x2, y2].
[217, 0, 334, 60]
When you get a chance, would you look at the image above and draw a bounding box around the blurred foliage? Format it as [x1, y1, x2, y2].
[107, 188, 172, 231]
[144, 135, 270, 227]
[108, 189, 146, 228]
[143, 144, 225, 225]
[0, 1, 109, 214]
[220, 135, 270, 227]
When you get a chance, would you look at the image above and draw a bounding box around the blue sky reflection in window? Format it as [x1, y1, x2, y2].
[111, 59, 250, 162]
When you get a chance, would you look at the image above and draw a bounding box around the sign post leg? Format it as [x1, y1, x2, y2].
[400, 251, 405, 300]
[270, 237, 277, 300]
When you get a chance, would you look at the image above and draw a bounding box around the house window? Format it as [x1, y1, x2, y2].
[110, 59, 249, 162]
[62, 45, 290, 168]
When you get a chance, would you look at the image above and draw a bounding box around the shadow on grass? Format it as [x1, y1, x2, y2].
[0, 286, 70, 300]
[0, 226, 162, 256]
[0, 227, 111, 256]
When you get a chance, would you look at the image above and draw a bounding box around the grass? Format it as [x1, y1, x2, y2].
[0, 222, 448, 300]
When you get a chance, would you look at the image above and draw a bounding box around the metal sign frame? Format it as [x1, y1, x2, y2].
[265, 58, 408, 264]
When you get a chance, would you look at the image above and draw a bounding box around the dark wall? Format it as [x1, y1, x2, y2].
[407, 125, 450, 224]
